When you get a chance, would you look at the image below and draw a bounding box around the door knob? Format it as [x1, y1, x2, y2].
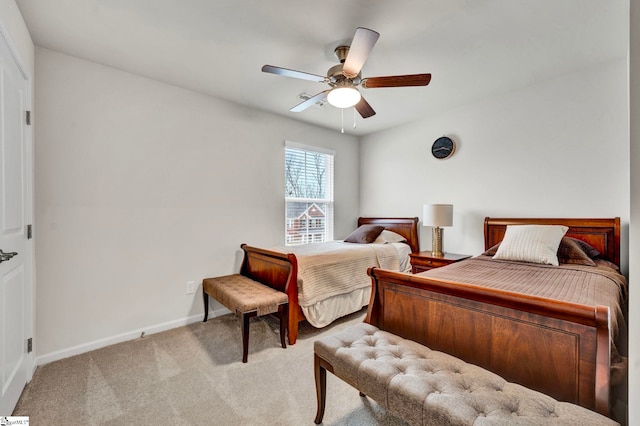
[0, 249, 18, 263]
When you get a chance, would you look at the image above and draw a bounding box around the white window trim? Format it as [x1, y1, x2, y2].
[285, 140, 336, 156]
[284, 141, 335, 245]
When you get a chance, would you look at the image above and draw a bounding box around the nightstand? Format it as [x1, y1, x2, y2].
[409, 252, 471, 273]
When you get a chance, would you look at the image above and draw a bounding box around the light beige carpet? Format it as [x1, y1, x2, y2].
[14, 309, 408, 425]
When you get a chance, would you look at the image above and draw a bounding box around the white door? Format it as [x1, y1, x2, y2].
[0, 28, 33, 415]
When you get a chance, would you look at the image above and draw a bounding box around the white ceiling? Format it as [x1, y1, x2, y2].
[16, 0, 629, 135]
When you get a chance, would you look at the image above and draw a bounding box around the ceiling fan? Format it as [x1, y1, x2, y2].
[261, 27, 432, 119]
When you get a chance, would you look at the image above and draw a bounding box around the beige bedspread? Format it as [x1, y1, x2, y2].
[273, 242, 401, 307]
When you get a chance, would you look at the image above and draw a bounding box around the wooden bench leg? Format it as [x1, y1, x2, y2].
[241, 312, 251, 363]
[279, 304, 288, 349]
[239, 309, 286, 363]
[203, 288, 209, 322]
[314, 353, 327, 424]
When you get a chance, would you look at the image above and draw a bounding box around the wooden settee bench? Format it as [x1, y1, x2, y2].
[202, 244, 295, 363]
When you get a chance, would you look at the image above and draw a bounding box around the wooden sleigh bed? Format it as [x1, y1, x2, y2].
[240, 217, 420, 345]
[366, 217, 626, 417]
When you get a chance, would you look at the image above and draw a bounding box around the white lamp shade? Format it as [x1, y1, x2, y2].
[423, 204, 453, 227]
[327, 87, 361, 108]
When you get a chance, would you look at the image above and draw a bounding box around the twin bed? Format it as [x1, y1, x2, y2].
[238, 216, 627, 416]
[367, 217, 626, 417]
[241, 217, 420, 345]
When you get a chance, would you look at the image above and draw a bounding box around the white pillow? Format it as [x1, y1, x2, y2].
[493, 224, 569, 266]
[373, 230, 407, 244]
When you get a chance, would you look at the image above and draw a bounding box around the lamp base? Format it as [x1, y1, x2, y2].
[431, 227, 444, 257]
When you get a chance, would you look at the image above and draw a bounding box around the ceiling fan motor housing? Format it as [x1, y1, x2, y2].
[330, 46, 362, 86]
[327, 63, 361, 86]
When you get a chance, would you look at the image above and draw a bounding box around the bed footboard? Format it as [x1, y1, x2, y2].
[240, 244, 302, 344]
[365, 267, 612, 416]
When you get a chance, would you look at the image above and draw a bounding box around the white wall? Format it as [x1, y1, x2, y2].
[0, 0, 33, 74]
[628, 1, 638, 424]
[33, 47, 360, 361]
[360, 59, 629, 269]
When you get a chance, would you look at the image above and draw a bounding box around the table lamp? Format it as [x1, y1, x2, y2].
[423, 204, 453, 256]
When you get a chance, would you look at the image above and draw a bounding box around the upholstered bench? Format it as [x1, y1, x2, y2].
[202, 274, 288, 363]
[314, 323, 619, 425]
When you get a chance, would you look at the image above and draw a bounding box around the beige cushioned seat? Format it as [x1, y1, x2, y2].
[203, 274, 288, 316]
[314, 322, 619, 426]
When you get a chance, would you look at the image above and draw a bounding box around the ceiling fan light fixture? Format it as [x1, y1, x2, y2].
[327, 86, 361, 108]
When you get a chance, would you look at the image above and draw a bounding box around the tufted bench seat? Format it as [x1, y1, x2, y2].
[313, 322, 619, 425]
[203, 274, 288, 363]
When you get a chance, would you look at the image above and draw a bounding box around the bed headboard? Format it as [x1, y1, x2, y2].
[484, 217, 621, 267]
[358, 217, 420, 253]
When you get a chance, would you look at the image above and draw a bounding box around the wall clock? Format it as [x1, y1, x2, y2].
[431, 136, 456, 159]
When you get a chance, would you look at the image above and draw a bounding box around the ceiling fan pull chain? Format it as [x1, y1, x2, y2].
[353, 107, 357, 129]
[341, 108, 345, 133]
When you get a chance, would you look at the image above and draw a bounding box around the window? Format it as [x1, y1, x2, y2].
[285, 142, 334, 246]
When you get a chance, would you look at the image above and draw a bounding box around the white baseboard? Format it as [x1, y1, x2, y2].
[35, 306, 231, 367]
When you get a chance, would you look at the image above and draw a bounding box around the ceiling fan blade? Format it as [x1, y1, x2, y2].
[262, 65, 327, 83]
[342, 27, 380, 78]
[361, 73, 432, 88]
[289, 90, 330, 112]
[355, 96, 376, 119]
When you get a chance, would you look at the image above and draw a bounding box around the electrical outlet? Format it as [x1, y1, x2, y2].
[186, 281, 196, 294]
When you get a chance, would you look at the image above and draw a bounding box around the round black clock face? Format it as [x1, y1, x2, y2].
[431, 136, 456, 159]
